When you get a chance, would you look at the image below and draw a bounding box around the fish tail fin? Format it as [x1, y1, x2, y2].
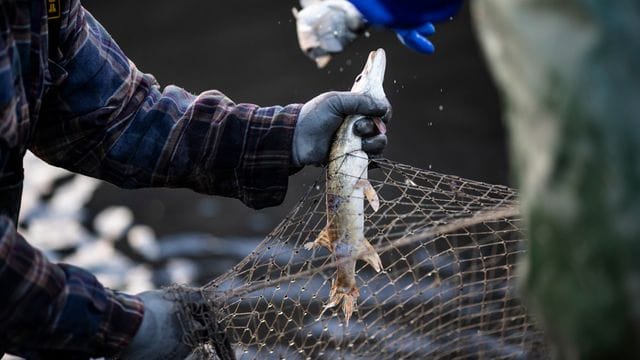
[304, 225, 332, 250]
[327, 279, 359, 326]
[359, 238, 382, 272]
[357, 179, 380, 212]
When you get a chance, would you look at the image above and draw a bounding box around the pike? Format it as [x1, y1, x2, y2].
[305, 48, 387, 324]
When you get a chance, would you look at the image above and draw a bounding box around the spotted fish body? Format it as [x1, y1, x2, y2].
[305, 49, 387, 324]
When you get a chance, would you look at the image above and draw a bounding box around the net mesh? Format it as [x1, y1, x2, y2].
[174, 157, 549, 359]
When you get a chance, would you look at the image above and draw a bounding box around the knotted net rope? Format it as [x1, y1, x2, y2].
[173, 157, 549, 359]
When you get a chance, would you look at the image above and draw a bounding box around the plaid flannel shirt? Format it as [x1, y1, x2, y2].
[0, 0, 301, 358]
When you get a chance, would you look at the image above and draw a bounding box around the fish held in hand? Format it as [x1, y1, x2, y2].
[305, 49, 387, 324]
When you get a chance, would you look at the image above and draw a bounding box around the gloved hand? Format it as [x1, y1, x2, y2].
[348, 0, 464, 28]
[291, 91, 391, 167]
[293, 0, 366, 68]
[348, 0, 464, 54]
[119, 290, 193, 360]
[292, 0, 463, 63]
[395, 23, 437, 54]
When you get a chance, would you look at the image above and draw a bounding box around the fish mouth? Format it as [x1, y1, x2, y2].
[314, 55, 332, 68]
[352, 48, 387, 92]
[305, 47, 334, 68]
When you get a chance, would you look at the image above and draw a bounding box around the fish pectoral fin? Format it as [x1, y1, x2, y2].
[304, 226, 332, 251]
[359, 238, 383, 272]
[356, 179, 380, 212]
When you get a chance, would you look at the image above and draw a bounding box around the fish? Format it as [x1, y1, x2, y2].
[304, 48, 387, 324]
[292, 0, 365, 68]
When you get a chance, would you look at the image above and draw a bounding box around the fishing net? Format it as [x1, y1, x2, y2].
[172, 156, 549, 360]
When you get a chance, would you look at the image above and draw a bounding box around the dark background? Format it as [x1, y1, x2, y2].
[82, 0, 508, 238]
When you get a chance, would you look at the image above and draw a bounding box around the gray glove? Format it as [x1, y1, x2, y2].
[291, 91, 391, 167]
[293, 0, 366, 67]
[119, 290, 192, 360]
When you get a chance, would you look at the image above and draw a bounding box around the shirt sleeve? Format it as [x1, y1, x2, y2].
[0, 216, 144, 358]
[31, 0, 302, 210]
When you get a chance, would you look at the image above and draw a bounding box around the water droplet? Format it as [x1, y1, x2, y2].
[404, 178, 417, 186]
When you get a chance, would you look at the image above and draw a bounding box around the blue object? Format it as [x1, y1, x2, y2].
[348, 0, 464, 53]
[396, 23, 437, 54]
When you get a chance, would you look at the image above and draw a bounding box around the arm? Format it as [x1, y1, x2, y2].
[0, 216, 143, 358]
[472, 0, 640, 356]
[33, 0, 300, 210]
